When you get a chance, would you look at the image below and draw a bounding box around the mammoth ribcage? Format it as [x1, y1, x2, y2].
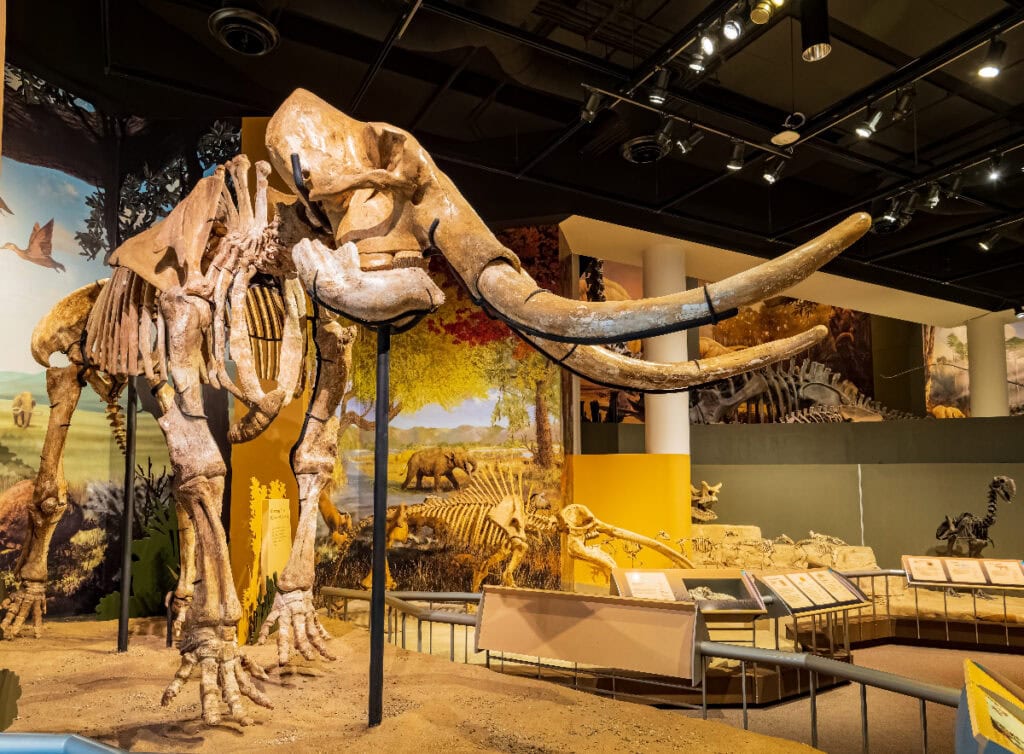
[243, 282, 285, 381]
[84, 267, 159, 377]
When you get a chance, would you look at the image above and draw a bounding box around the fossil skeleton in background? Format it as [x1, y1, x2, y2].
[0, 88, 871, 725]
[935, 476, 1015, 558]
[690, 480, 723, 522]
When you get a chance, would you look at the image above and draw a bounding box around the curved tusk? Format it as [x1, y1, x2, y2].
[523, 325, 829, 393]
[599, 524, 695, 569]
[477, 212, 871, 344]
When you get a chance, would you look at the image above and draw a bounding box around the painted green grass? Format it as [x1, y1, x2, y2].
[0, 399, 170, 487]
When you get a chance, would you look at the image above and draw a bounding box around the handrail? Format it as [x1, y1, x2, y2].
[0, 733, 124, 752]
[695, 640, 960, 707]
[322, 587, 478, 626]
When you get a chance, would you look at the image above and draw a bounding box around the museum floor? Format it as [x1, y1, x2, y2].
[3, 616, 814, 753]
[681, 644, 1024, 754]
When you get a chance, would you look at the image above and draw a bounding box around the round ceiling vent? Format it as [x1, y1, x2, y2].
[621, 135, 671, 165]
[209, 8, 280, 56]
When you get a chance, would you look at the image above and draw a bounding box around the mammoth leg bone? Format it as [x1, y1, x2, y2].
[476, 213, 871, 344]
[1, 365, 83, 639]
[155, 290, 271, 725]
[257, 314, 354, 665]
[291, 239, 444, 327]
[522, 326, 828, 393]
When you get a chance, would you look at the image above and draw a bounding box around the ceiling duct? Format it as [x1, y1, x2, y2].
[621, 134, 671, 164]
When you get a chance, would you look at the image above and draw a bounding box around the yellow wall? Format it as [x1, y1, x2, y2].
[565, 453, 691, 589]
[229, 118, 310, 638]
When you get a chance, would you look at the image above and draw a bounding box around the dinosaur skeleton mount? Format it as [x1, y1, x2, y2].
[936, 476, 1016, 558]
[0, 89, 872, 726]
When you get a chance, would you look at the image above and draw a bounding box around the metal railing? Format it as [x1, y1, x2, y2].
[320, 570, 1011, 753]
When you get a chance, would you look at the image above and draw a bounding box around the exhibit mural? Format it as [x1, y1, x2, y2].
[316, 225, 566, 593]
[0, 64, 238, 619]
[923, 322, 1024, 416]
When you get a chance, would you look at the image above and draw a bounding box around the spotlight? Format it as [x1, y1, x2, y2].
[676, 130, 705, 155]
[726, 141, 746, 171]
[988, 156, 1002, 182]
[655, 119, 674, 150]
[723, 14, 743, 41]
[1014, 304, 1024, 320]
[689, 55, 706, 72]
[881, 197, 902, 224]
[978, 232, 1002, 252]
[648, 69, 669, 106]
[892, 88, 915, 122]
[750, 0, 785, 24]
[855, 107, 883, 138]
[947, 174, 963, 198]
[800, 0, 831, 62]
[581, 92, 602, 123]
[978, 37, 1006, 78]
[925, 183, 942, 209]
[762, 158, 786, 184]
[901, 191, 920, 218]
[701, 32, 716, 56]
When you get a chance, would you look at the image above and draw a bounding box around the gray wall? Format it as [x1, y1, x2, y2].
[580, 418, 1024, 568]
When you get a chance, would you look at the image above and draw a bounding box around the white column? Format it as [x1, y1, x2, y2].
[642, 244, 690, 454]
[967, 313, 1010, 417]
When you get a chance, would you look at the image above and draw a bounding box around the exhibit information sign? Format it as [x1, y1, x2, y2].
[757, 569, 868, 615]
[958, 659, 1024, 754]
[623, 570, 676, 601]
[903, 555, 1024, 591]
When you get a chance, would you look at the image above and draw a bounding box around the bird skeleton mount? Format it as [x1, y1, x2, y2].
[0, 89, 871, 725]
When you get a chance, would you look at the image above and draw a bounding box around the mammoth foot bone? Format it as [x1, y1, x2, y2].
[257, 588, 335, 666]
[0, 580, 45, 639]
[162, 626, 273, 726]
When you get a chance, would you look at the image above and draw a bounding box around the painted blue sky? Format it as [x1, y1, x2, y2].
[0, 158, 104, 373]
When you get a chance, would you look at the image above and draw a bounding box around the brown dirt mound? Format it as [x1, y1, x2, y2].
[3, 616, 817, 753]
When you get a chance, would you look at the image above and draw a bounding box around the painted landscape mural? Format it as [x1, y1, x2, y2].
[316, 226, 565, 593]
[0, 63, 237, 618]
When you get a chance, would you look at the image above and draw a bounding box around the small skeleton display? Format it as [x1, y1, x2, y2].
[0, 89, 871, 726]
[690, 481, 723, 522]
[686, 585, 738, 602]
[935, 476, 1015, 558]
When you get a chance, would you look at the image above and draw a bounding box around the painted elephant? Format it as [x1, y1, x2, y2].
[401, 447, 477, 491]
[11, 392, 35, 428]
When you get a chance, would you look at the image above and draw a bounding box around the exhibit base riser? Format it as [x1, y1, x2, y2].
[808, 616, 1024, 653]
[491, 658, 848, 707]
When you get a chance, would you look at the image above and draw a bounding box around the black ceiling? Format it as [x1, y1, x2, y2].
[7, 0, 1024, 312]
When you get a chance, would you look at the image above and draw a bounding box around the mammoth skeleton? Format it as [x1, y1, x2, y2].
[0, 88, 871, 725]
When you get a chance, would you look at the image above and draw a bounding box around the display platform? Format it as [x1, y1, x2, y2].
[0, 616, 816, 754]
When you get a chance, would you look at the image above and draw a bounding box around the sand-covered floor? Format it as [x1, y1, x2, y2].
[2, 617, 816, 753]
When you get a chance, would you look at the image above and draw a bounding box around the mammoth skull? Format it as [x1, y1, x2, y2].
[264, 89, 873, 394]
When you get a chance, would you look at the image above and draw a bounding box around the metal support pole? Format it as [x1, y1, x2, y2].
[116, 380, 138, 652]
[920, 699, 928, 753]
[368, 326, 392, 727]
[860, 683, 869, 753]
[810, 671, 819, 749]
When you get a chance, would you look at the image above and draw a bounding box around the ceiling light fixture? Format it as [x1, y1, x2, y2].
[581, 92, 602, 123]
[947, 174, 963, 198]
[978, 232, 1002, 252]
[655, 119, 674, 151]
[978, 37, 1006, 78]
[689, 55, 706, 72]
[701, 32, 716, 56]
[723, 14, 743, 41]
[750, 0, 785, 24]
[891, 88, 915, 122]
[648, 69, 669, 106]
[762, 158, 786, 184]
[855, 107, 884, 138]
[800, 0, 831, 62]
[676, 130, 706, 155]
[727, 141, 746, 171]
[925, 183, 942, 209]
[988, 156, 1002, 181]
[1014, 304, 1024, 320]
[881, 197, 902, 224]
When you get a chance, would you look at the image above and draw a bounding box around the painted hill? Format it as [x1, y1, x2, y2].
[0, 370, 109, 412]
[388, 423, 509, 449]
